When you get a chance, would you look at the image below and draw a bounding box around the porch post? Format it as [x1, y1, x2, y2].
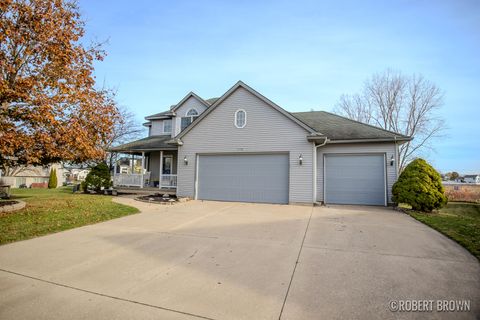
[140, 152, 145, 188]
[159, 150, 163, 189]
[131, 153, 134, 173]
[113, 154, 117, 187]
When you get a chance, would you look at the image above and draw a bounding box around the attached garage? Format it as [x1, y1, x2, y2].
[324, 154, 386, 206]
[196, 154, 289, 204]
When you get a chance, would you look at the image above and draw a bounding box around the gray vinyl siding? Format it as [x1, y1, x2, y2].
[317, 143, 398, 204]
[149, 151, 160, 184]
[150, 120, 173, 136]
[173, 96, 209, 137]
[150, 120, 164, 136]
[177, 87, 314, 204]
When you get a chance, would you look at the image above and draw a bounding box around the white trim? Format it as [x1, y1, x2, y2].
[186, 108, 199, 116]
[162, 119, 172, 134]
[312, 143, 316, 203]
[383, 153, 387, 206]
[234, 109, 247, 128]
[141, 152, 145, 188]
[159, 151, 163, 190]
[194, 154, 199, 200]
[323, 154, 326, 204]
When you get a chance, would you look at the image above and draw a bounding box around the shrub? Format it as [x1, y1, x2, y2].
[84, 162, 111, 192]
[392, 158, 447, 212]
[48, 168, 58, 189]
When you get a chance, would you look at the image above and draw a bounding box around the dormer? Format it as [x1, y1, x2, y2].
[171, 92, 210, 136]
[144, 92, 215, 138]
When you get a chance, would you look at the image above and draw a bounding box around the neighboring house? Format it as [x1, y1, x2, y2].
[0, 163, 66, 188]
[463, 175, 480, 184]
[111, 81, 411, 206]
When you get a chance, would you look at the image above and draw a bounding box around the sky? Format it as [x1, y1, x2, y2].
[79, 0, 480, 174]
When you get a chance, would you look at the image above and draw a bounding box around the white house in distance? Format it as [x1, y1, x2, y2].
[111, 81, 411, 206]
[0, 164, 66, 188]
[463, 175, 480, 184]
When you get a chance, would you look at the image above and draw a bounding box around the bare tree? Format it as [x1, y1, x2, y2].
[334, 70, 445, 171]
[105, 105, 145, 171]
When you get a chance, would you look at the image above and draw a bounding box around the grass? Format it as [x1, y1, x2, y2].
[408, 202, 480, 260]
[0, 187, 139, 245]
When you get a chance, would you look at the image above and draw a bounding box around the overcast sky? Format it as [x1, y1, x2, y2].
[80, 0, 479, 174]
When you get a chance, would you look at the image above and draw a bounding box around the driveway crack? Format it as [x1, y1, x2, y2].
[278, 206, 314, 320]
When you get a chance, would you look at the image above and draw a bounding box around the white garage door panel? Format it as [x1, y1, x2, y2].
[325, 154, 386, 205]
[197, 154, 289, 204]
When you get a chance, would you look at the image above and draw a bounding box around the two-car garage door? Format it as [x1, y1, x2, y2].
[197, 154, 289, 204]
[324, 154, 386, 206]
[195, 153, 387, 206]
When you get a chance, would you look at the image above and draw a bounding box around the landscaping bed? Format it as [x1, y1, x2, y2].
[407, 202, 480, 260]
[0, 187, 139, 245]
[136, 193, 178, 204]
[0, 200, 26, 214]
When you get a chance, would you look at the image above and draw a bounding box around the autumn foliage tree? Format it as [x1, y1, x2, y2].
[0, 0, 119, 171]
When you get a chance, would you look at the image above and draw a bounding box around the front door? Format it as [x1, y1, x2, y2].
[162, 155, 173, 174]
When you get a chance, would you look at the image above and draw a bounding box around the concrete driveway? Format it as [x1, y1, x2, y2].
[0, 199, 479, 320]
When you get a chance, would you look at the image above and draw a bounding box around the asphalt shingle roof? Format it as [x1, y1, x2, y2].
[144, 110, 174, 120]
[110, 135, 176, 152]
[291, 111, 410, 141]
[205, 97, 219, 104]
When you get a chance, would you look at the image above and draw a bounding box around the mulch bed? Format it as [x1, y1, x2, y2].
[0, 201, 18, 207]
[136, 194, 178, 204]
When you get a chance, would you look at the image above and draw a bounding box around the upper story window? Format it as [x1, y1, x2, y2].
[163, 119, 172, 133]
[181, 108, 199, 131]
[235, 109, 246, 128]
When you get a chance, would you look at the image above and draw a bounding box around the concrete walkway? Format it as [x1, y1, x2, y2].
[0, 199, 479, 319]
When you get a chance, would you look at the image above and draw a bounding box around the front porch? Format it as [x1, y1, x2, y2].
[111, 149, 178, 190]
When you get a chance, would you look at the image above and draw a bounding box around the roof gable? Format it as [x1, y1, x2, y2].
[177, 81, 318, 139]
[171, 92, 210, 113]
[144, 92, 211, 120]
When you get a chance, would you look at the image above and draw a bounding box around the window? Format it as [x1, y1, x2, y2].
[163, 119, 172, 133]
[186, 109, 198, 117]
[181, 108, 199, 131]
[235, 109, 246, 128]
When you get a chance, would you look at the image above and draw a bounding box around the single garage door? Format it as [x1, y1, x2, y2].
[197, 154, 289, 204]
[324, 154, 386, 205]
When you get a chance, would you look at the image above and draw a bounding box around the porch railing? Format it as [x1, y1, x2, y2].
[113, 172, 150, 188]
[160, 174, 177, 189]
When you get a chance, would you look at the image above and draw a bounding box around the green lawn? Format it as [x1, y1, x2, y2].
[0, 187, 139, 245]
[409, 202, 480, 260]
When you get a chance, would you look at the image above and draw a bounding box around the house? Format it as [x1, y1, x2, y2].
[0, 163, 66, 188]
[463, 175, 480, 184]
[111, 81, 411, 206]
[63, 165, 91, 182]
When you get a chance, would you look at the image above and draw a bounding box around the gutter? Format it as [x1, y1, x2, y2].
[326, 137, 412, 144]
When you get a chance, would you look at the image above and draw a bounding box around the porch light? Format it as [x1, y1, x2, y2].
[184, 156, 188, 165]
[390, 155, 395, 166]
[299, 154, 303, 165]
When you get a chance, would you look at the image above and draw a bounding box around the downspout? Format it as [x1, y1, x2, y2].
[394, 135, 398, 176]
[312, 137, 328, 204]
